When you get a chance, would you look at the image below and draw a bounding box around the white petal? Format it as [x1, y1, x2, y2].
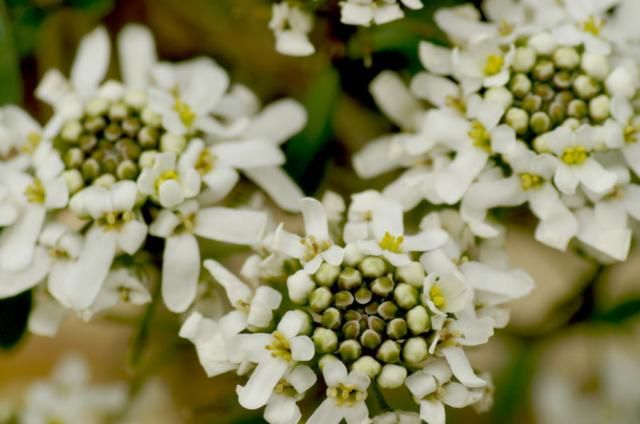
[117, 220, 147, 254]
[158, 180, 184, 208]
[307, 399, 343, 424]
[370, 71, 422, 130]
[440, 346, 485, 388]
[353, 136, 402, 179]
[181, 58, 229, 114]
[0, 247, 50, 298]
[420, 399, 445, 424]
[344, 401, 369, 424]
[264, 394, 301, 424]
[117, 24, 157, 89]
[402, 229, 448, 252]
[237, 358, 288, 410]
[410, 72, 459, 106]
[287, 365, 317, 394]
[275, 31, 315, 57]
[162, 234, 200, 313]
[0, 204, 46, 271]
[70, 27, 110, 96]
[243, 99, 307, 144]
[290, 335, 315, 361]
[110, 180, 138, 211]
[405, 372, 437, 399]
[300, 197, 330, 239]
[322, 360, 348, 387]
[340, 3, 374, 26]
[243, 167, 304, 212]
[203, 258, 252, 307]
[441, 382, 477, 407]
[277, 310, 305, 338]
[574, 158, 616, 194]
[28, 295, 66, 336]
[201, 166, 239, 201]
[214, 139, 285, 169]
[553, 164, 579, 195]
[435, 148, 488, 204]
[274, 224, 305, 258]
[419, 41, 452, 75]
[194, 207, 266, 244]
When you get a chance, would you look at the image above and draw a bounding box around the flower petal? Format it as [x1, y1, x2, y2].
[70, 27, 110, 97]
[194, 207, 266, 245]
[162, 234, 200, 313]
[117, 24, 157, 89]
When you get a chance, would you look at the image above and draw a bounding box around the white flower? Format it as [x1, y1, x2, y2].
[274, 198, 344, 273]
[550, 0, 618, 54]
[137, 151, 201, 208]
[0, 105, 40, 170]
[340, 0, 423, 27]
[372, 411, 421, 424]
[263, 365, 317, 424]
[149, 200, 266, 312]
[422, 271, 471, 316]
[452, 38, 515, 92]
[307, 360, 370, 424]
[236, 310, 315, 410]
[269, 2, 315, 57]
[86, 267, 151, 318]
[65, 181, 147, 309]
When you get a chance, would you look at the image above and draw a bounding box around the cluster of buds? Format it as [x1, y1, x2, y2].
[181, 193, 533, 423]
[354, 0, 640, 262]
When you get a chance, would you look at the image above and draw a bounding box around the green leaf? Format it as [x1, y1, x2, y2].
[591, 297, 640, 324]
[284, 68, 340, 194]
[0, 290, 32, 349]
[0, 0, 22, 104]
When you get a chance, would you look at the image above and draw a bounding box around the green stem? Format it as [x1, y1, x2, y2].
[127, 274, 161, 370]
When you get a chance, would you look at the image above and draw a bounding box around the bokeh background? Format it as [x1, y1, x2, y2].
[1, 0, 640, 423]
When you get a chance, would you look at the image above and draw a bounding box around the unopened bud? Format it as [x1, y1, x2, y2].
[310, 287, 333, 312]
[530, 112, 551, 134]
[85, 97, 109, 116]
[509, 73, 532, 98]
[343, 243, 365, 266]
[338, 267, 362, 290]
[573, 75, 600, 100]
[553, 47, 580, 69]
[81, 158, 101, 181]
[395, 261, 426, 287]
[355, 287, 373, 304]
[552, 70, 573, 90]
[386, 318, 408, 340]
[393, 283, 418, 309]
[533, 59, 555, 81]
[62, 169, 84, 194]
[359, 256, 387, 278]
[533, 83, 554, 102]
[104, 123, 123, 141]
[122, 117, 142, 136]
[116, 160, 139, 180]
[371, 276, 394, 297]
[360, 329, 382, 349]
[581, 53, 609, 80]
[352, 356, 381, 378]
[376, 340, 401, 363]
[589, 94, 610, 121]
[339, 340, 362, 362]
[61, 120, 82, 143]
[512, 47, 537, 72]
[343, 320, 361, 340]
[548, 102, 566, 125]
[505, 107, 529, 135]
[484, 87, 513, 110]
[334, 290, 354, 309]
[138, 126, 159, 148]
[109, 102, 128, 121]
[124, 89, 147, 108]
[141, 107, 161, 127]
[407, 305, 430, 334]
[403, 337, 428, 363]
[63, 148, 84, 168]
[522, 94, 542, 113]
[322, 307, 342, 329]
[528, 32, 556, 55]
[378, 364, 407, 389]
[315, 263, 341, 286]
[568, 99, 588, 118]
[160, 133, 186, 154]
[94, 173, 115, 188]
[368, 316, 386, 333]
[313, 328, 338, 353]
[378, 301, 398, 320]
[84, 116, 106, 133]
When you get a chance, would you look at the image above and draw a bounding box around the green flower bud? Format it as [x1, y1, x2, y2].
[355, 287, 373, 305]
[63, 148, 84, 169]
[371, 276, 394, 297]
[319, 354, 339, 370]
[394, 261, 425, 287]
[343, 243, 365, 266]
[360, 329, 382, 350]
[589, 94, 610, 121]
[553, 47, 580, 70]
[407, 305, 430, 335]
[313, 328, 338, 353]
[343, 320, 361, 340]
[376, 340, 401, 363]
[533, 83, 554, 102]
[509, 73, 532, 98]
[378, 364, 407, 389]
[403, 337, 428, 363]
[61, 169, 84, 194]
[124, 90, 146, 108]
[352, 356, 382, 378]
[84, 116, 106, 133]
[505, 107, 529, 135]
[364, 302, 379, 316]
[344, 310, 361, 322]
[104, 123, 123, 141]
[315, 263, 341, 286]
[393, 283, 418, 309]
[359, 256, 387, 278]
[552, 70, 573, 90]
[554, 90, 574, 105]
[512, 47, 537, 73]
[573, 75, 600, 100]
[310, 287, 333, 312]
[102, 155, 119, 174]
[141, 107, 161, 127]
[522, 94, 542, 113]
[533, 59, 555, 81]
[530, 112, 551, 134]
[322, 307, 342, 329]
[117, 138, 142, 160]
[85, 97, 109, 116]
[386, 318, 408, 340]
[138, 126, 159, 149]
[339, 340, 362, 362]
[338, 267, 362, 290]
[160, 133, 186, 154]
[548, 102, 566, 124]
[78, 134, 97, 152]
[334, 290, 354, 309]
[94, 173, 116, 188]
[109, 102, 129, 121]
[61, 120, 83, 143]
[122, 117, 142, 136]
[116, 160, 139, 180]
[568, 99, 588, 119]
[581, 53, 609, 80]
[377, 301, 398, 320]
[368, 316, 386, 333]
[484, 87, 513, 110]
[81, 158, 101, 181]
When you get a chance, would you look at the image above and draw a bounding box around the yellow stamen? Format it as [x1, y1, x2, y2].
[483, 54, 504, 76]
[174, 99, 196, 128]
[195, 148, 215, 174]
[519, 173, 544, 190]
[378, 232, 404, 253]
[265, 331, 292, 361]
[24, 179, 46, 204]
[327, 383, 367, 406]
[469, 120, 492, 152]
[430, 284, 446, 308]
[561, 146, 589, 165]
[582, 16, 604, 36]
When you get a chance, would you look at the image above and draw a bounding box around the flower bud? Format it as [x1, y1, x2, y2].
[484, 87, 513, 110]
[62, 120, 82, 143]
[407, 305, 430, 334]
[85, 97, 109, 116]
[505, 107, 529, 135]
[314, 263, 341, 287]
[343, 320, 361, 340]
[533, 83, 554, 102]
[403, 337, 428, 364]
[568, 99, 588, 118]
[322, 307, 342, 329]
[338, 267, 362, 290]
[79, 134, 97, 152]
[512, 47, 536, 72]
[528, 32, 556, 55]
[393, 283, 418, 309]
[378, 364, 407, 389]
[368, 316, 386, 333]
[319, 354, 339, 370]
[62, 169, 84, 194]
[553, 47, 580, 70]
[376, 340, 401, 363]
[109, 102, 129, 121]
[138, 150, 157, 168]
[573, 75, 600, 100]
[509, 73, 532, 98]
[344, 310, 361, 322]
[581, 53, 609, 80]
[377, 301, 398, 320]
[63, 148, 84, 169]
[386, 318, 408, 340]
[141, 107, 161, 127]
[104, 123, 123, 141]
[160, 133, 186, 154]
[548, 102, 566, 125]
[310, 287, 333, 312]
[334, 290, 354, 309]
[355, 287, 373, 304]
[371, 276, 394, 297]
[94, 173, 116, 188]
[554, 90, 573, 105]
[124, 89, 146, 108]
[530, 112, 551, 134]
[352, 356, 381, 378]
[84, 116, 106, 133]
[138, 126, 159, 149]
[552, 70, 573, 90]
[81, 158, 101, 181]
[533, 59, 554, 81]
[395, 261, 425, 287]
[116, 160, 139, 180]
[339, 340, 362, 362]
[360, 329, 382, 349]
[122, 117, 142, 136]
[117, 138, 142, 160]
[359, 256, 387, 278]
[313, 328, 338, 353]
[589, 94, 610, 121]
[522, 94, 542, 113]
[343, 243, 364, 266]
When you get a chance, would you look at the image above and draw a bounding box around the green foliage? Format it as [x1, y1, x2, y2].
[0, 0, 21, 104]
[0, 290, 32, 350]
[591, 298, 640, 324]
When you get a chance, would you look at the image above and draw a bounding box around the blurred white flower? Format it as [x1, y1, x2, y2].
[270, 2, 315, 57]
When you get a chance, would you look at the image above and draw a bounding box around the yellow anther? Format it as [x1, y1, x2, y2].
[430, 284, 446, 308]
[624, 124, 638, 144]
[483, 54, 504, 76]
[155, 170, 180, 191]
[561, 146, 589, 165]
[327, 383, 367, 406]
[378, 232, 404, 253]
[174, 99, 196, 128]
[22, 132, 42, 154]
[519, 173, 544, 190]
[445, 95, 466, 114]
[582, 16, 604, 36]
[195, 148, 215, 174]
[265, 331, 293, 361]
[300, 235, 332, 262]
[469, 120, 492, 152]
[24, 179, 46, 204]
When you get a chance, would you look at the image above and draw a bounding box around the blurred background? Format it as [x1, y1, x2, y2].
[1, 0, 640, 423]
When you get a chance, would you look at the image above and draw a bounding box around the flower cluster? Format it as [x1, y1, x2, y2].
[354, 0, 640, 262]
[181, 192, 533, 423]
[0, 24, 306, 334]
[269, 0, 424, 57]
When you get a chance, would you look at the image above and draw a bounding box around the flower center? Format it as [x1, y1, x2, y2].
[266, 331, 293, 361]
[174, 99, 196, 128]
[195, 148, 215, 174]
[274, 379, 298, 397]
[300, 235, 332, 262]
[155, 170, 180, 191]
[469, 121, 492, 152]
[378, 232, 404, 253]
[429, 284, 446, 309]
[97, 210, 134, 230]
[519, 173, 544, 190]
[22, 132, 41, 154]
[483, 54, 504, 76]
[582, 16, 604, 36]
[561, 146, 589, 165]
[445, 96, 466, 114]
[624, 124, 639, 144]
[24, 179, 45, 204]
[327, 383, 367, 406]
